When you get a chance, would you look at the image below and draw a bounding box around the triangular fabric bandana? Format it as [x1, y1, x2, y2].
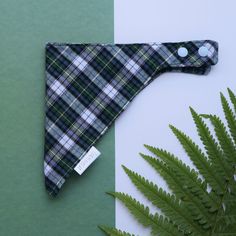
[44, 40, 218, 196]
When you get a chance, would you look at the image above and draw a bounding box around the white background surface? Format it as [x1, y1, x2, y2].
[114, 0, 236, 235]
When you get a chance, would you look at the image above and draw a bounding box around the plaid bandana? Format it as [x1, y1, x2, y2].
[44, 40, 218, 196]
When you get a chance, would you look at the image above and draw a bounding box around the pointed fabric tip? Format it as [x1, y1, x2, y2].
[44, 40, 219, 196]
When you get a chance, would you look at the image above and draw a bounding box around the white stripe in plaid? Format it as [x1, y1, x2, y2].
[44, 40, 218, 196]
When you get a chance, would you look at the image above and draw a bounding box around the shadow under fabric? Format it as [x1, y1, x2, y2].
[44, 40, 218, 197]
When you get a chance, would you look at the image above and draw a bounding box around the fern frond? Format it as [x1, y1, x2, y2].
[143, 144, 201, 186]
[221, 92, 236, 145]
[168, 124, 224, 198]
[100, 90, 236, 236]
[217, 214, 236, 226]
[140, 153, 214, 228]
[107, 192, 153, 228]
[107, 192, 181, 236]
[215, 176, 236, 230]
[200, 114, 236, 166]
[122, 166, 205, 235]
[143, 143, 221, 203]
[227, 88, 236, 114]
[190, 107, 231, 183]
[151, 214, 183, 236]
[98, 225, 135, 236]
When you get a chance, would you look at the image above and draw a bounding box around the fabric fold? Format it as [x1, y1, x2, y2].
[44, 40, 218, 196]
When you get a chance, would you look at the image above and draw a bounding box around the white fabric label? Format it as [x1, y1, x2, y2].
[74, 146, 101, 175]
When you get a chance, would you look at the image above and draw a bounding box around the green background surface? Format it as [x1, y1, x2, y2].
[0, 1, 114, 235]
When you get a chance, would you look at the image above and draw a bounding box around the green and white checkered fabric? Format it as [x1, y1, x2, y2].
[44, 40, 218, 196]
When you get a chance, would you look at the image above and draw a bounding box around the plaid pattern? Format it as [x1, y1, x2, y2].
[44, 40, 218, 196]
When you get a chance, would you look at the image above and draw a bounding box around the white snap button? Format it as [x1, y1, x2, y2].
[177, 47, 188, 57]
[198, 46, 209, 57]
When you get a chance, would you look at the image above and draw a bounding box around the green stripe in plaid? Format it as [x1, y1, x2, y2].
[44, 40, 218, 196]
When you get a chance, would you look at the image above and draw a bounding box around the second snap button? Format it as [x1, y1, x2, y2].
[198, 46, 209, 57]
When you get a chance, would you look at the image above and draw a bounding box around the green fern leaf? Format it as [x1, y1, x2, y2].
[98, 225, 135, 236]
[227, 88, 236, 114]
[122, 165, 205, 235]
[150, 214, 183, 236]
[139, 153, 214, 228]
[190, 107, 231, 183]
[143, 143, 221, 203]
[168, 124, 224, 199]
[108, 192, 182, 236]
[200, 114, 236, 166]
[221, 92, 236, 145]
[100, 90, 236, 236]
[107, 192, 153, 228]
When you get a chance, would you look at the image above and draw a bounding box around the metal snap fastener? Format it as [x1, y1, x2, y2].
[177, 47, 188, 57]
[198, 46, 209, 57]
